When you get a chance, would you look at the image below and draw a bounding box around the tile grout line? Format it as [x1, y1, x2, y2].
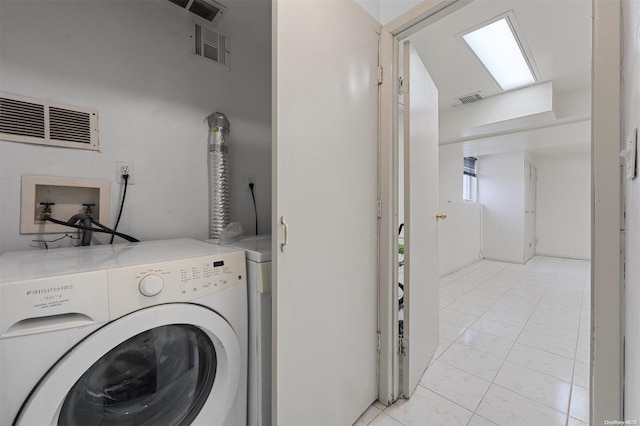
[435, 261, 512, 425]
[371, 258, 590, 426]
[560, 258, 588, 425]
[468, 258, 581, 421]
[565, 258, 591, 425]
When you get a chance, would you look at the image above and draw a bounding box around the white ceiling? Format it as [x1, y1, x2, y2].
[215, 0, 592, 158]
[408, 0, 592, 112]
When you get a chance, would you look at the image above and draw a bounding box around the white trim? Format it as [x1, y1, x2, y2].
[378, 0, 472, 406]
[534, 253, 591, 261]
[378, 1, 622, 419]
[270, 0, 279, 420]
[381, 0, 473, 37]
[480, 256, 526, 265]
[591, 0, 623, 422]
[439, 258, 481, 277]
[377, 30, 398, 406]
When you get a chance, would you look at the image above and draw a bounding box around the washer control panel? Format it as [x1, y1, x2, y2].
[107, 251, 246, 319]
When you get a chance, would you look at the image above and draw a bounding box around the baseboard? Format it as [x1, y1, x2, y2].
[481, 256, 526, 265]
[534, 253, 591, 261]
[440, 257, 482, 277]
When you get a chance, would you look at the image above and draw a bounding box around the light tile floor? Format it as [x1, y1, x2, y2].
[355, 256, 590, 426]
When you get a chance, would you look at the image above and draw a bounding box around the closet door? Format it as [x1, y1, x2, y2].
[272, 1, 379, 424]
[525, 162, 537, 261]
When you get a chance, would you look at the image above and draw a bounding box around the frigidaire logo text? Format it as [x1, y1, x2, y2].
[27, 285, 75, 296]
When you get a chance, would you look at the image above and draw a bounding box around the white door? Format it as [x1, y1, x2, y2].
[272, 1, 379, 424]
[525, 162, 537, 261]
[401, 41, 440, 398]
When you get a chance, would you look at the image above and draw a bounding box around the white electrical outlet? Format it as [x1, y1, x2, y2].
[116, 161, 134, 184]
[246, 174, 256, 191]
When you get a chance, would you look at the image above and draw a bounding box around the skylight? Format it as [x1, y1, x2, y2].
[462, 17, 536, 91]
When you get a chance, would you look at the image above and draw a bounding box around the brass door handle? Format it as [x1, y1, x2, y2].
[435, 213, 447, 220]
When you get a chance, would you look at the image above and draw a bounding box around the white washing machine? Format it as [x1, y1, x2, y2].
[208, 235, 272, 426]
[0, 238, 247, 426]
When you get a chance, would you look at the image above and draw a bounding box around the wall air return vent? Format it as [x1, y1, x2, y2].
[456, 92, 484, 105]
[0, 92, 99, 150]
[192, 23, 230, 70]
[167, 0, 226, 26]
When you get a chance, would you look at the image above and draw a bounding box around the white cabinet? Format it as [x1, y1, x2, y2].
[272, 1, 379, 424]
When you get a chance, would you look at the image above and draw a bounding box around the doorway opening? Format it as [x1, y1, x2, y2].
[376, 0, 614, 423]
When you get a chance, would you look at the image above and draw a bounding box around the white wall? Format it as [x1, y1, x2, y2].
[0, 0, 272, 253]
[456, 120, 591, 157]
[478, 151, 525, 263]
[439, 144, 463, 202]
[438, 201, 481, 275]
[451, 122, 591, 265]
[534, 149, 591, 259]
[622, 0, 640, 417]
[439, 82, 555, 144]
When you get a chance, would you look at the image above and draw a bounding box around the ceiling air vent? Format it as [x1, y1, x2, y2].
[167, 0, 226, 26]
[192, 23, 230, 70]
[456, 92, 484, 105]
[0, 92, 99, 150]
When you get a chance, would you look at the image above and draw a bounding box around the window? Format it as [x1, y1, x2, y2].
[463, 156, 478, 202]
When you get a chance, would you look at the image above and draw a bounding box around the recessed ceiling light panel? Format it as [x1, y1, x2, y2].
[462, 14, 537, 91]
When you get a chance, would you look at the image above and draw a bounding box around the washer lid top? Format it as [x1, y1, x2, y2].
[0, 239, 241, 283]
[216, 235, 272, 263]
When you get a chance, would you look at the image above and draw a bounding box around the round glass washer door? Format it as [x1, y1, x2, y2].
[15, 304, 241, 426]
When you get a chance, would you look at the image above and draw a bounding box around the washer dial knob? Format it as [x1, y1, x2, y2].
[139, 274, 164, 297]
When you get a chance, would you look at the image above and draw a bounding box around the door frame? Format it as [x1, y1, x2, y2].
[591, 0, 623, 422]
[377, 0, 624, 421]
[377, 0, 473, 405]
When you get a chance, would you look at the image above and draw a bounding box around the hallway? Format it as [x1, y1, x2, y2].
[356, 257, 590, 425]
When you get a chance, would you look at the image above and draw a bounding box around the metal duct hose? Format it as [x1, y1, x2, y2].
[207, 112, 230, 239]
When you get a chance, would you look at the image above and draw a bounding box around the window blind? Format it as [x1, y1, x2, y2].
[463, 157, 477, 177]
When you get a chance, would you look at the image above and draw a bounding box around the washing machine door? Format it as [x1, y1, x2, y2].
[15, 304, 241, 426]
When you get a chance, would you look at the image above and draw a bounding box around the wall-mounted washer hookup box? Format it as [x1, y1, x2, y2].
[20, 175, 110, 234]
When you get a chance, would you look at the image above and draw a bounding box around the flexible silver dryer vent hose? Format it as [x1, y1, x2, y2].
[207, 112, 230, 239]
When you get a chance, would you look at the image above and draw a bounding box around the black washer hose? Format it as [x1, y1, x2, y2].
[66, 213, 93, 246]
[44, 216, 139, 243]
